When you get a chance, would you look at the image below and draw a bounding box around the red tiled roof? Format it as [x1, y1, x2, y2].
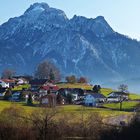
[41, 85, 59, 91]
[2, 79, 16, 83]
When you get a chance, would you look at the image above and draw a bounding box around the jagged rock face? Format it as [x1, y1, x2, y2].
[0, 2, 140, 83]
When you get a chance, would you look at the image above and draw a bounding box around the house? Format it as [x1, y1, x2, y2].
[84, 93, 106, 107]
[58, 88, 84, 101]
[39, 83, 59, 96]
[107, 92, 129, 102]
[13, 76, 32, 83]
[40, 93, 56, 107]
[29, 79, 49, 91]
[1, 79, 16, 88]
[10, 92, 21, 102]
[0, 88, 6, 99]
[17, 78, 28, 85]
[0, 80, 9, 88]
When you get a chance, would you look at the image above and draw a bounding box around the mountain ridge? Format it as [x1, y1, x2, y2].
[0, 2, 140, 90]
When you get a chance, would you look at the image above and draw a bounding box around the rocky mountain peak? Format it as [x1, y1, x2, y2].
[69, 15, 114, 37]
[0, 2, 140, 90]
[24, 2, 50, 14]
[23, 2, 68, 26]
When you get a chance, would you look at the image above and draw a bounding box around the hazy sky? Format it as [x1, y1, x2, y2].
[0, 0, 140, 40]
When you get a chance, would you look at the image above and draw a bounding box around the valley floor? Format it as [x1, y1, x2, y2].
[0, 100, 137, 126]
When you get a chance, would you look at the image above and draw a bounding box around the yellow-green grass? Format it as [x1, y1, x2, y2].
[0, 101, 40, 115]
[101, 88, 114, 97]
[129, 93, 140, 100]
[104, 101, 139, 110]
[59, 105, 131, 117]
[101, 88, 140, 100]
[12, 84, 30, 91]
[57, 83, 93, 90]
[0, 101, 132, 117]
[55, 105, 133, 123]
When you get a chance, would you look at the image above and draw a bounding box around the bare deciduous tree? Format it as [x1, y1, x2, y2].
[1, 68, 15, 79]
[65, 75, 77, 83]
[118, 84, 128, 93]
[30, 108, 59, 140]
[118, 84, 129, 111]
[35, 60, 61, 82]
[78, 77, 88, 83]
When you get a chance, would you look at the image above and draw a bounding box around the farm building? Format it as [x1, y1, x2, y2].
[84, 93, 106, 107]
[58, 88, 84, 101]
[40, 93, 57, 107]
[39, 83, 59, 96]
[107, 92, 129, 102]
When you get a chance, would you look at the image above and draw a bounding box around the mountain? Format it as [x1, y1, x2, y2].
[0, 2, 140, 88]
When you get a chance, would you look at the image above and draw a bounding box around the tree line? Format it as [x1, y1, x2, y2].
[1, 59, 88, 83]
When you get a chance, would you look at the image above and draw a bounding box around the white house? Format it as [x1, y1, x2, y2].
[17, 78, 28, 85]
[85, 94, 96, 106]
[84, 93, 106, 107]
[0, 80, 9, 88]
[107, 92, 129, 102]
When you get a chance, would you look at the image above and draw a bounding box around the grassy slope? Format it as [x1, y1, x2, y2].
[129, 94, 140, 100]
[104, 101, 139, 110]
[0, 101, 132, 118]
[12, 83, 140, 100]
[12, 84, 30, 91]
[0, 83, 138, 118]
[101, 88, 140, 100]
[57, 83, 140, 100]
[101, 88, 114, 97]
[56, 83, 93, 90]
[0, 101, 39, 115]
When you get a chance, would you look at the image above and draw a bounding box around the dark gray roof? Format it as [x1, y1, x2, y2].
[87, 93, 106, 98]
[29, 79, 48, 85]
[0, 88, 6, 93]
[108, 92, 129, 96]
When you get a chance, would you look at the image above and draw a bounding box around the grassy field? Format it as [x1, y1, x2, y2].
[104, 101, 139, 110]
[101, 88, 114, 96]
[12, 84, 30, 91]
[1, 83, 138, 119]
[56, 83, 93, 90]
[0, 100, 134, 118]
[0, 101, 40, 115]
[129, 93, 140, 100]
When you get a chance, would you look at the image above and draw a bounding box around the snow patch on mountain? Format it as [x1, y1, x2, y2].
[0, 2, 140, 84]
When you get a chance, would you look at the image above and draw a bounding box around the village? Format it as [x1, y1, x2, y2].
[0, 75, 134, 110]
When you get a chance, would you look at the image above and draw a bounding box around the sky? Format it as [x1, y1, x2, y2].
[0, 0, 140, 40]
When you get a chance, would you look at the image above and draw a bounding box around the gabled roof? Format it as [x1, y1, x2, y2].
[40, 85, 59, 91]
[0, 88, 6, 93]
[13, 76, 33, 81]
[108, 91, 129, 96]
[29, 79, 48, 85]
[84, 90, 95, 94]
[58, 88, 84, 95]
[86, 93, 106, 98]
[1, 79, 16, 83]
